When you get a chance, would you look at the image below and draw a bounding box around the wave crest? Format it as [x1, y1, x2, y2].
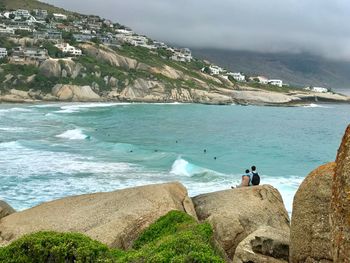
[56, 129, 90, 140]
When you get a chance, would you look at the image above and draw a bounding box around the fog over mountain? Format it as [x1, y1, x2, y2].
[42, 0, 350, 91]
[43, 0, 350, 62]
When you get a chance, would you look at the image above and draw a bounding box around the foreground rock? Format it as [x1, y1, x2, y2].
[0, 182, 197, 249]
[52, 84, 101, 102]
[192, 185, 290, 259]
[233, 226, 289, 263]
[332, 125, 350, 262]
[0, 200, 15, 220]
[290, 162, 335, 263]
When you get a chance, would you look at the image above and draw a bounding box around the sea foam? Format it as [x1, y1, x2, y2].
[56, 129, 90, 140]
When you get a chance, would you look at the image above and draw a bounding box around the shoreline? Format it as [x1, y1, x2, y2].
[1, 91, 349, 107]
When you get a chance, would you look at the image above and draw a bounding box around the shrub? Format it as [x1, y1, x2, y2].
[0, 231, 116, 263]
[124, 210, 224, 263]
[0, 211, 224, 263]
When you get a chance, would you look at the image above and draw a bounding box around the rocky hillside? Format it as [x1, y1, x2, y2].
[0, 0, 349, 105]
[192, 48, 350, 93]
[1, 41, 349, 105]
[0, 0, 69, 14]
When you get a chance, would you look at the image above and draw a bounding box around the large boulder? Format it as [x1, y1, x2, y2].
[332, 125, 350, 262]
[233, 226, 289, 263]
[0, 182, 197, 249]
[80, 43, 139, 70]
[290, 162, 335, 263]
[39, 59, 62, 78]
[52, 84, 100, 102]
[192, 185, 290, 259]
[0, 200, 15, 220]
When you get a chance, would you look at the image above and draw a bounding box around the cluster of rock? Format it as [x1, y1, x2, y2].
[1, 125, 349, 262]
[0, 184, 289, 262]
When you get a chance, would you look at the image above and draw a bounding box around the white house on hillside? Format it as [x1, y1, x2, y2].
[206, 65, 225, 75]
[305, 86, 328, 93]
[227, 72, 245, 82]
[0, 48, 8, 58]
[53, 13, 68, 20]
[14, 9, 31, 19]
[55, 43, 82, 56]
[268, 79, 283, 87]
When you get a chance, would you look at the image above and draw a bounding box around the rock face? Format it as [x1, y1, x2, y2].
[192, 185, 290, 259]
[233, 226, 289, 263]
[39, 59, 62, 78]
[0, 182, 197, 249]
[331, 125, 350, 262]
[52, 84, 100, 102]
[0, 200, 15, 220]
[290, 162, 335, 263]
[80, 44, 140, 70]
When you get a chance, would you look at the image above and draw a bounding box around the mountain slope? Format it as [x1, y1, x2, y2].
[0, 0, 69, 14]
[192, 49, 350, 92]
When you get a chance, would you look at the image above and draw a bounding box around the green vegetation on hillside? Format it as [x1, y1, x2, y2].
[0, 211, 224, 263]
[0, 0, 70, 14]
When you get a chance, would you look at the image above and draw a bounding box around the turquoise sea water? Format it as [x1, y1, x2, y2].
[0, 102, 349, 214]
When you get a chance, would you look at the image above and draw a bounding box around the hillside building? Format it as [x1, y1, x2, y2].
[53, 13, 67, 20]
[55, 43, 82, 56]
[0, 48, 8, 58]
[268, 79, 283, 87]
[227, 72, 245, 82]
[12, 47, 49, 61]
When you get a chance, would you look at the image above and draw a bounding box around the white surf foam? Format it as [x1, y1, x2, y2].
[0, 108, 33, 115]
[303, 103, 332, 108]
[56, 129, 89, 140]
[170, 157, 223, 177]
[54, 103, 132, 114]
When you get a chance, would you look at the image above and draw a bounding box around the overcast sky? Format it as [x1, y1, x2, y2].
[43, 0, 350, 61]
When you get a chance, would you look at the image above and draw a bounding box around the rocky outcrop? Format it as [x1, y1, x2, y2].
[118, 79, 166, 102]
[39, 59, 83, 79]
[0, 200, 15, 220]
[233, 226, 289, 263]
[192, 185, 290, 259]
[331, 125, 350, 262]
[191, 88, 233, 104]
[39, 59, 62, 78]
[52, 84, 100, 102]
[0, 182, 197, 249]
[232, 89, 300, 104]
[290, 162, 335, 263]
[80, 44, 140, 70]
[150, 65, 184, 79]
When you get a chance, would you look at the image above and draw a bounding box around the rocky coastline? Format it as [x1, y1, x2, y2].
[1, 85, 349, 107]
[1, 124, 349, 262]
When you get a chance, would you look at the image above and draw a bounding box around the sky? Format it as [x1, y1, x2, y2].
[43, 0, 350, 61]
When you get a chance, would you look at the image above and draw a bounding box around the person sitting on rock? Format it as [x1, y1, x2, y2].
[232, 169, 251, 188]
[251, 165, 261, 186]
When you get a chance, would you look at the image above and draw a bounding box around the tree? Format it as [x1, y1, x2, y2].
[9, 14, 15, 20]
[202, 66, 211, 74]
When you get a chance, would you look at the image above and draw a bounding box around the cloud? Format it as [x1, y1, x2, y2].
[44, 0, 350, 61]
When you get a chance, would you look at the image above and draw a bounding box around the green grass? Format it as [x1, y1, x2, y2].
[0, 211, 225, 263]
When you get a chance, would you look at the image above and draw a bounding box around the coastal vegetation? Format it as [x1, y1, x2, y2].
[0, 211, 224, 263]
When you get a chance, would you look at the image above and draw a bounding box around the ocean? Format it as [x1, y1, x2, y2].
[0, 102, 349, 214]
